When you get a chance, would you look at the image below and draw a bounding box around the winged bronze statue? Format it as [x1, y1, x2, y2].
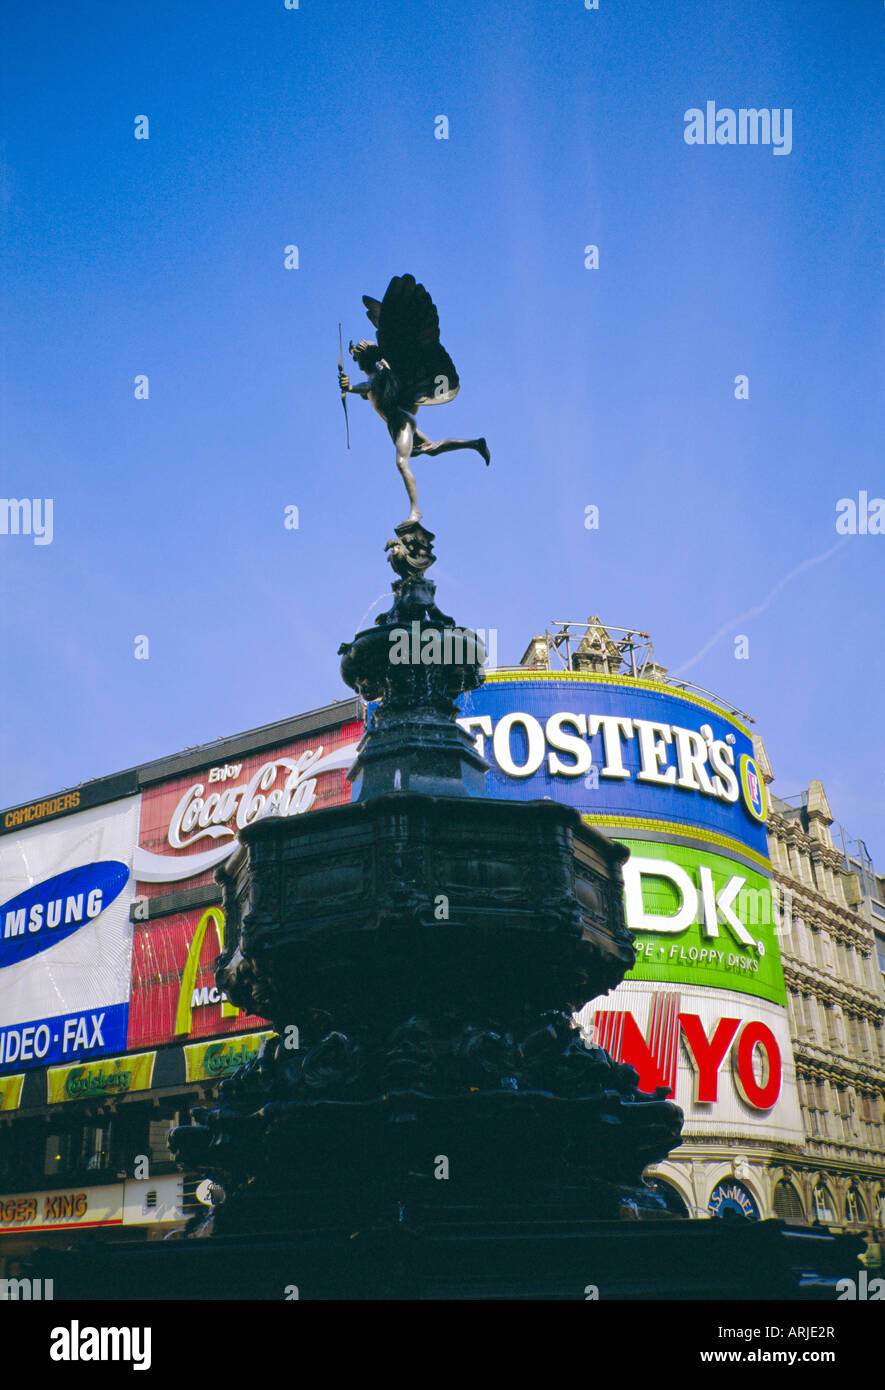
[338, 274, 490, 522]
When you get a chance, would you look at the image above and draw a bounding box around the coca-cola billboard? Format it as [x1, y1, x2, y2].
[126, 721, 363, 1047]
[133, 721, 363, 898]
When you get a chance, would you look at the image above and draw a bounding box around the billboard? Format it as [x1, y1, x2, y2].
[46, 1051, 157, 1104]
[133, 721, 363, 896]
[587, 982, 802, 1145]
[0, 1176, 183, 1235]
[183, 1030, 274, 1083]
[457, 671, 803, 1145]
[0, 720, 363, 1074]
[0, 798, 139, 1074]
[127, 906, 268, 1049]
[127, 721, 363, 1048]
[618, 838, 784, 1005]
[456, 673, 768, 860]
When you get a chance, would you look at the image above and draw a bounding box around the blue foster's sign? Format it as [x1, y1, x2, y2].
[456, 673, 768, 859]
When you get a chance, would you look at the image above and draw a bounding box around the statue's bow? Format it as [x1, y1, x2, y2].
[338, 323, 350, 450]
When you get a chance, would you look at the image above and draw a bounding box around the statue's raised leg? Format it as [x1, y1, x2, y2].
[415, 435, 490, 465]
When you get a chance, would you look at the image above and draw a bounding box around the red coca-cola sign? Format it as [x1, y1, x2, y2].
[134, 721, 362, 899]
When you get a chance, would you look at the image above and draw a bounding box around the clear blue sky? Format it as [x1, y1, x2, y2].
[2, 1, 883, 860]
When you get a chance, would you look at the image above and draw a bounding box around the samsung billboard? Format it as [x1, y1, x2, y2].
[0, 798, 139, 1074]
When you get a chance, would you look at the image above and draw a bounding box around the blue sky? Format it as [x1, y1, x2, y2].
[2, 1, 883, 860]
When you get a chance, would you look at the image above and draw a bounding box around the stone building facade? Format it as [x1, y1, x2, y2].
[756, 749, 885, 1248]
[647, 752, 885, 1250]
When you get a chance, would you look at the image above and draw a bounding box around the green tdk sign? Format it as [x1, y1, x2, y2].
[617, 838, 786, 1006]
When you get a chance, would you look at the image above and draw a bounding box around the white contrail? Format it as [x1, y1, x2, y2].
[671, 536, 850, 676]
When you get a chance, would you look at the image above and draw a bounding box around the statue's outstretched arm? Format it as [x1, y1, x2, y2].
[338, 368, 371, 398]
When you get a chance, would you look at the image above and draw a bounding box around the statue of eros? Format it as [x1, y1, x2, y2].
[338, 273, 490, 522]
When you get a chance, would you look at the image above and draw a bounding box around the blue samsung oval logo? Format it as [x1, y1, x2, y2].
[0, 862, 129, 969]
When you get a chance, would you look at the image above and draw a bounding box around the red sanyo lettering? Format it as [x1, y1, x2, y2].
[678, 1015, 740, 1103]
[596, 1006, 782, 1111]
[733, 1020, 782, 1108]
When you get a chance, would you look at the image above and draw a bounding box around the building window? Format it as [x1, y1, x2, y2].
[831, 874, 847, 909]
[862, 1093, 883, 1148]
[846, 1013, 861, 1054]
[813, 1081, 829, 1137]
[858, 1093, 871, 1146]
[773, 1180, 805, 1223]
[823, 1006, 837, 1047]
[82, 1124, 110, 1172]
[846, 1088, 857, 1137]
[648, 1180, 689, 1218]
[149, 1114, 180, 1168]
[43, 1123, 113, 1178]
[876, 934, 885, 975]
[846, 1187, 865, 1225]
[813, 1185, 835, 1223]
[44, 1133, 73, 1176]
[709, 1181, 760, 1221]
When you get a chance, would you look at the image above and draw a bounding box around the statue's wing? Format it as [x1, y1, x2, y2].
[362, 295, 382, 329]
[376, 274, 460, 410]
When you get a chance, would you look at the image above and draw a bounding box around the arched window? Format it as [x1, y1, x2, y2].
[647, 1179, 689, 1218]
[708, 1181, 760, 1221]
[813, 1185, 835, 1223]
[845, 1186, 865, 1225]
[773, 1180, 805, 1223]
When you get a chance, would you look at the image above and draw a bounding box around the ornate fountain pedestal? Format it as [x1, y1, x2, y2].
[170, 523, 683, 1249]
